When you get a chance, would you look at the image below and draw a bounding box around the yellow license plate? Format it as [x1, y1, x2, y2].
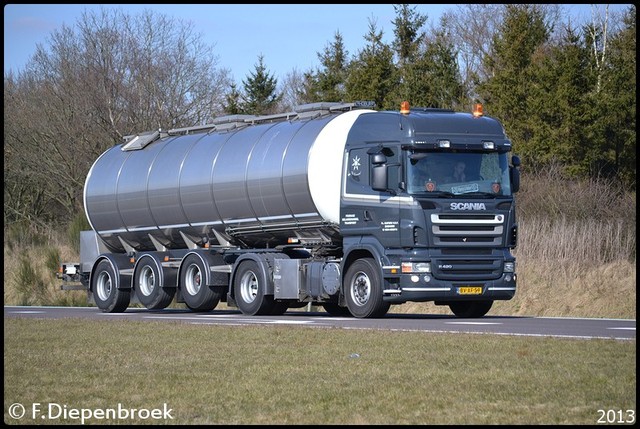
[458, 286, 483, 295]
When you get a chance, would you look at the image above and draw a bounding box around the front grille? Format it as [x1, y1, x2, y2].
[430, 213, 505, 247]
[429, 213, 506, 280]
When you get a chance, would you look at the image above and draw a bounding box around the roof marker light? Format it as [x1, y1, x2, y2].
[473, 103, 483, 117]
[400, 101, 410, 114]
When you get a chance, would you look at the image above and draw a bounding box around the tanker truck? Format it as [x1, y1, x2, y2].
[59, 101, 521, 318]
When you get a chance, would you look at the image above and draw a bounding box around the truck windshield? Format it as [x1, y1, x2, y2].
[406, 151, 512, 196]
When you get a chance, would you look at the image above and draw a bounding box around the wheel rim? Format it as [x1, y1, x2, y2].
[239, 270, 259, 304]
[185, 264, 202, 296]
[350, 271, 371, 307]
[96, 270, 113, 301]
[139, 265, 155, 297]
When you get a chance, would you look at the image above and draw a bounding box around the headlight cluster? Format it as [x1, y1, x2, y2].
[401, 262, 431, 273]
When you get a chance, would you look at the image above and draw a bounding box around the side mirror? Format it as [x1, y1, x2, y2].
[371, 153, 388, 191]
[372, 165, 388, 192]
[371, 153, 387, 165]
[510, 155, 521, 193]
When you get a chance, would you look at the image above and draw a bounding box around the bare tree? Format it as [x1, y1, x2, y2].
[277, 68, 309, 112]
[4, 6, 232, 224]
[586, 4, 612, 93]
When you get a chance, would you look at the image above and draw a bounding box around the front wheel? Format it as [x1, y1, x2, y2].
[92, 260, 130, 313]
[344, 258, 389, 318]
[449, 301, 493, 318]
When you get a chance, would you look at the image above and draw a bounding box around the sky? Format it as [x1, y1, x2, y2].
[3, 4, 632, 84]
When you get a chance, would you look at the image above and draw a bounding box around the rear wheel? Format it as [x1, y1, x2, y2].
[270, 301, 289, 315]
[344, 258, 389, 318]
[234, 260, 279, 315]
[449, 301, 493, 318]
[321, 303, 352, 317]
[92, 260, 130, 313]
[134, 257, 175, 310]
[180, 254, 221, 312]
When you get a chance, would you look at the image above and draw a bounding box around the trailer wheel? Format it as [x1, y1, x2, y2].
[344, 258, 390, 318]
[449, 301, 493, 318]
[179, 254, 221, 312]
[92, 260, 130, 313]
[134, 257, 175, 310]
[234, 260, 276, 316]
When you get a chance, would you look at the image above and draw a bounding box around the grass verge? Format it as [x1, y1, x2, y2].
[4, 317, 636, 425]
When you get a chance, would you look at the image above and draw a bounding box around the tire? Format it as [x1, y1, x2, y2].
[179, 254, 221, 312]
[321, 303, 352, 317]
[270, 301, 289, 315]
[234, 259, 277, 316]
[449, 301, 493, 318]
[134, 256, 175, 310]
[92, 259, 130, 313]
[344, 258, 389, 318]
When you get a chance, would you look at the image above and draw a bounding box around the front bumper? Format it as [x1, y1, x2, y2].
[381, 272, 516, 303]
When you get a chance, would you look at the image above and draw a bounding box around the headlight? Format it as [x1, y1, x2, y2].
[401, 262, 431, 273]
[504, 262, 515, 273]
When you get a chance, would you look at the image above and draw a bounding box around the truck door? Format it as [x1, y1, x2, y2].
[340, 147, 400, 247]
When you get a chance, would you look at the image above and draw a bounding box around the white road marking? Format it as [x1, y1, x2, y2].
[142, 315, 315, 324]
[445, 321, 502, 325]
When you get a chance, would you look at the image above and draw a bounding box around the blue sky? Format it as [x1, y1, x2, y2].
[3, 4, 631, 84]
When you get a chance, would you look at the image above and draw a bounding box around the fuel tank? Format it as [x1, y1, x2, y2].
[84, 106, 373, 252]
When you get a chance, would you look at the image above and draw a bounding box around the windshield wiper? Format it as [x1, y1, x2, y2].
[454, 191, 499, 197]
[413, 191, 457, 198]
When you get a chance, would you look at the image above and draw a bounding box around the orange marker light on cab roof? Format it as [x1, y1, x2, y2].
[400, 101, 410, 114]
[473, 103, 483, 117]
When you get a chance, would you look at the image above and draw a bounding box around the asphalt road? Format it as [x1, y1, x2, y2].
[4, 306, 635, 341]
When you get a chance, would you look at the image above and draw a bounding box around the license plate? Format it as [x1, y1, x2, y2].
[458, 286, 483, 295]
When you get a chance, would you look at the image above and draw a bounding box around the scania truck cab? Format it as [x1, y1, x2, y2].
[339, 102, 520, 317]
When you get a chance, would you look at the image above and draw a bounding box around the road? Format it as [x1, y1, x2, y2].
[4, 306, 635, 341]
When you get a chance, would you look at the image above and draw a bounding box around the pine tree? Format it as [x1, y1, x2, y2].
[314, 31, 350, 102]
[526, 24, 591, 173]
[603, 5, 637, 187]
[389, 3, 427, 105]
[345, 19, 398, 109]
[587, 5, 636, 187]
[223, 83, 243, 115]
[392, 3, 427, 66]
[478, 4, 550, 158]
[409, 24, 465, 109]
[241, 54, 282, 115]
